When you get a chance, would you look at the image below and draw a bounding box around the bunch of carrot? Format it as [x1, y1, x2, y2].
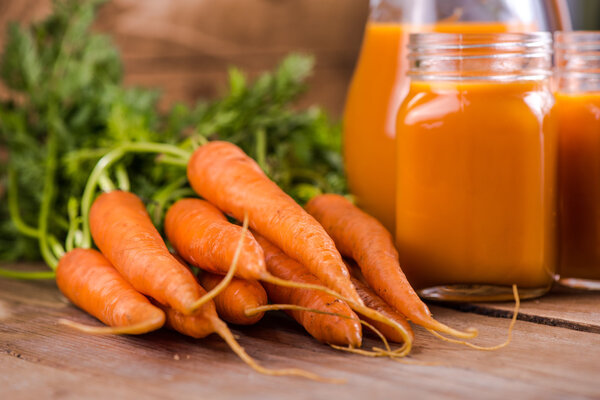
[16, 139, 510, 380]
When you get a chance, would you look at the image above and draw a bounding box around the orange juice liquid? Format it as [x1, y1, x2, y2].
[344, 22, 536, 233]
[395, 81, 557, 291]
[558, 92, 600, 281]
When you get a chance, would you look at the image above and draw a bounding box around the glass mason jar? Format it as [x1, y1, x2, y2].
[343, 0, 570, 234]
[395, 32, 557, 301]
[556, 32, 600, 290]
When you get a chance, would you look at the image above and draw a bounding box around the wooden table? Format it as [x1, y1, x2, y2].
[1, 265, 599, 399]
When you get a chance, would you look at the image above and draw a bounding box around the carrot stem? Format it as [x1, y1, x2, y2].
[7, 166, 40, 238]
[427, 285, 520, 350]
[0, 267, 55, 280]
[213, 318, 342, 383]
[187, 213, 248, 313]
[38, 132, 59, 270]
[115, 164, 130, 192]
[98, 171, 116, 193]
[58, 315, 165, 335]
[80, 142, 191, 248]
[65, 197, 81, 252]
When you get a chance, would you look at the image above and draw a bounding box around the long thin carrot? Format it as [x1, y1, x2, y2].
[346, 264, 414, 344]
[305, 194, 476, 339]
[186, 141, 361, 304]
[89, 191, 204, 315]
[252, 234, 362, 347]
[56, 248, 165, 334]
[198, 272, 268, 325]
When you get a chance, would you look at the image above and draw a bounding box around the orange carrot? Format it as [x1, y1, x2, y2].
[186, 141, 361, 304]
[254, 233, 362, 347]
[343, 261, 414, 344]
[56, 248, 165, 334]
[90, 191, 203, 315]
[306, 194, 476, 339]
[165, 198, 265, 281]
[198, 272, 268, 325]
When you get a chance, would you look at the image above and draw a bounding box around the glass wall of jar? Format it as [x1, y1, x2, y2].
[395, 33, 557, 301]
[343, 0, 570, 234]
[556, 31, 600, 290]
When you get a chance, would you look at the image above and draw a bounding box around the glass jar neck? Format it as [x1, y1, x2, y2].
[555, 31, 600, 93]
[407, 32, 553, 82]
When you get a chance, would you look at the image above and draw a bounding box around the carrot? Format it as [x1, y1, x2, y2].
[89, 190, 204, 315]
[166, 196, 413, 351]
[344, 261, 414, 344]
[198, 272, 268, 325]
[165, 198, 266, 281]
[253, 233, 362, 347]
[305, 194, 476, 339]
[186, 141, 361, 304]
[56, 248, 165, 334]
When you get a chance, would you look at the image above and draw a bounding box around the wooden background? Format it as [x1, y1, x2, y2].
[0, 0, 370, 116]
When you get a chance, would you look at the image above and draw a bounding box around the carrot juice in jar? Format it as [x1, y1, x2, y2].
[556, 32, 600, 289]
[395, 33, 557, 301]
[343, 0, 569, 233]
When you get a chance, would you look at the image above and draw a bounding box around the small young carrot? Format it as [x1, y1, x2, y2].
[89, 191, 204, 315]
[198, 272, 268, 325]
[56, 248, 165, 334]
[253, 233, 362, 347]
[343, 261, 414, 344]
[305, 194, 476, 339]
[186, 141, 361, 304]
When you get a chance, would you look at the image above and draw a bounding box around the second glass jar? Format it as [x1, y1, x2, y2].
[395, 32, 557, 301]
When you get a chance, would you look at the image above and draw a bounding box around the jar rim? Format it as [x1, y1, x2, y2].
[408, 32, 552, 51]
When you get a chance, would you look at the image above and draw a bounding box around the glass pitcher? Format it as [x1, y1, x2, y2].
[343, 0, 571, 234]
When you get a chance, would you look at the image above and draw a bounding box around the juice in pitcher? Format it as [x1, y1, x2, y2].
[344, 0, 569, 233]
[395, 33, 557, 301]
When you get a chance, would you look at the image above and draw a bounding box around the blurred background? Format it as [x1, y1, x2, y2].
[0, 0, 598, 117]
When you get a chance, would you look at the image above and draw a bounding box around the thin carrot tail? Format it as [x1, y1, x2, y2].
[428, 284, 520, 350]
[187, 213, 249, 314]
[245, 304, 410, 358]
[424, 320, 479, 340]
[212, 318, 343, 383]
[259, 272, 413, 354]
[58, 314, 165, 335]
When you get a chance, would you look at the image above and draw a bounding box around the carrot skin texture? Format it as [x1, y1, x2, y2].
[90, 191, 203, 315]
[305, 194, 436, 329]
[187, 141, 361, 304]
[255, 233, 362, 347]
[165, 198, 265, 280]
[199, 272, 268, 325]
[56, 249, 165, 332]
[153, 299, 219, 339]
[351, 276, 414, 344]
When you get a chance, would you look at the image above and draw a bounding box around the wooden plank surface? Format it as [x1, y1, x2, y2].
[447, 286, 600, 334]
[1, 264, 599, 399]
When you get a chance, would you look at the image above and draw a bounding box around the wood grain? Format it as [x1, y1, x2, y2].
[446, 286, 600, 333]
[0, 265, 599, 399]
